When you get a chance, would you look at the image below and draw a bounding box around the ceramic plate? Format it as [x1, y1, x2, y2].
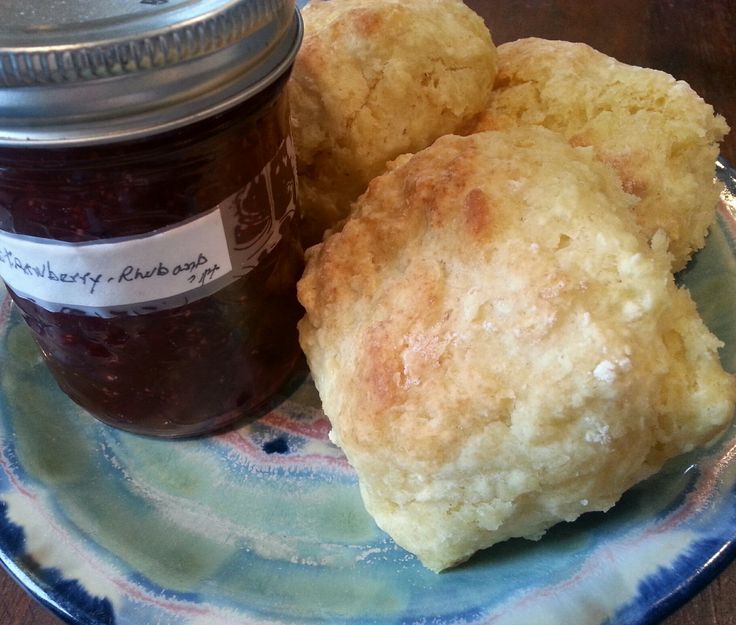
[0, 159, 735, 625]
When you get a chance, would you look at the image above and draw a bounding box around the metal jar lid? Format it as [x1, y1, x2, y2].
[0, 0, 303, 146]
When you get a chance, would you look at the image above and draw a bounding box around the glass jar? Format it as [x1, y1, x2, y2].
[0, 0, 304, 437]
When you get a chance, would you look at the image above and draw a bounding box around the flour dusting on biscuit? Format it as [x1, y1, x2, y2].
[297, 128, 735, 571]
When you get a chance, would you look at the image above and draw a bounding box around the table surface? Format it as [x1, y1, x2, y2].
[1, 0, 735, 623]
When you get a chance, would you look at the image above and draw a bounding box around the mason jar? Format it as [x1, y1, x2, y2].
[0, 0, 304, 437]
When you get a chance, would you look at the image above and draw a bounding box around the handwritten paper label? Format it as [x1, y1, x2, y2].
[0, 208, 233, 315]
[0, 136, 298, 317]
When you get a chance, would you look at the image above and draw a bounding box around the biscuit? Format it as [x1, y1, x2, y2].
[469, 38, 729, 271]
[298, 128, 735, 571]
[289, 0, 498, 244]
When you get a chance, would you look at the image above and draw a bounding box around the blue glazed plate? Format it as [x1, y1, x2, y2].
[0, 159, 735, 625]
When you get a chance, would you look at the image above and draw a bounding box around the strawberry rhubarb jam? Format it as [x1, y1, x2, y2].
[0, 0, 304, 436]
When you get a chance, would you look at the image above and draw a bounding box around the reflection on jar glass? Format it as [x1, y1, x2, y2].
[0, 0, 305, 437]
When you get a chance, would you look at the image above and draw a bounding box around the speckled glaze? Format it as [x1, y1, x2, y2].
[0, 159, 734, 625]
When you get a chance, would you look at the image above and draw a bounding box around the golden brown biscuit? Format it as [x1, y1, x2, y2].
[289, 0, 498, 244]
[470, 37, 729, 271]
[298, 128, 735, 571]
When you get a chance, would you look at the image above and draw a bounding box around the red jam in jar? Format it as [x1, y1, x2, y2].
[0, 0, 304, 436]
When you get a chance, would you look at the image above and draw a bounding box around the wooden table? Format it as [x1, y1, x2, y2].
[1, 0, 735, 623]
